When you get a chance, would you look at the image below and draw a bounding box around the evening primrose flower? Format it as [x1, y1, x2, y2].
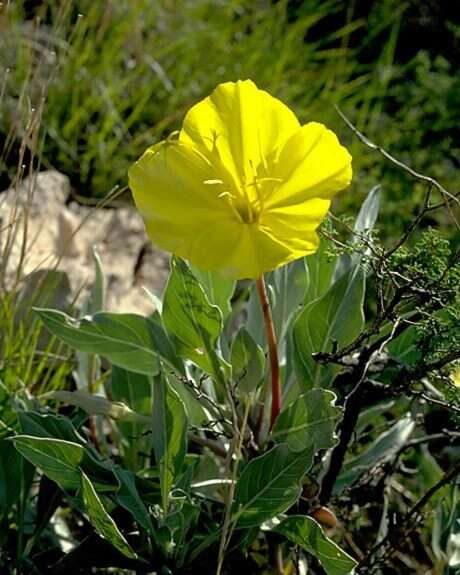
[452, 366, 460, 387]
[129, 79, 352, 279]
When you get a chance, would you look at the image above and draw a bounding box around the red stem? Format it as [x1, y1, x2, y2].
[256, 275, 281, 430]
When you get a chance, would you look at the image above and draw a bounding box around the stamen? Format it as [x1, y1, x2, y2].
[257, 130, 268, 172]
[166, 130, 180, 141]
[204, 179, 224, 185]
[258, 177, 282, 184]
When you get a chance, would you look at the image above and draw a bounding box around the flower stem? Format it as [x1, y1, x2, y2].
[256, 275, 281, 430]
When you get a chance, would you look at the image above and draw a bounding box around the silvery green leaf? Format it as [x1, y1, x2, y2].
[271, 389, 341, 452]
[274, 515, 357, 575]
[36, 309, 162, 375]
[80, 470, 137, 558]
[233, 444, 314, 527]
[152, 369, 188, 512]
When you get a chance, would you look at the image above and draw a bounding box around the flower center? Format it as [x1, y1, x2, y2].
[204, 136, 282, 225]
[234, 196, 259, 224]
[207, 172, 282, 225]
[235, 177, 263, 223]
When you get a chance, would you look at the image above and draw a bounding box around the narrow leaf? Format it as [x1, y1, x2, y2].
[305, 237, 336, 303]
[0, 440, 34, 512]
[271, 389, 341, 452]
[152, 370, 188, 512]
[233, 444, 314, 527]
[111, 366, 153, 468]
[231, 328, 265, 395]
[274, 515, 357, 575]
[293, 264, 365, 388]
[80, 470, 137, 559]
[163, 257, 222, 351]
[45, 391, 151, 423]
[162, 258, 225, 377]
[114, 467, 154, 534]
[190, 265, 235, 321]
[335, 415, 415, 494]
[333, 185, 380, 280]
[88, 247, 105, 314]
[12, 435, 83, 490]
[18, 411, 85, 444]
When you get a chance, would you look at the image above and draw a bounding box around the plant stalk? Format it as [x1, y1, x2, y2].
[256, 275, 281, 430]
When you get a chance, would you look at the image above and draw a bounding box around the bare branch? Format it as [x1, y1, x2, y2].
[336, 106, 459, 208]
[358, 459, 460, 573]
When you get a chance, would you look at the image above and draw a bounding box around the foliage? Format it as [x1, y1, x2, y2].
[1, 1, 460, 574]
[1, 160, 459, 573]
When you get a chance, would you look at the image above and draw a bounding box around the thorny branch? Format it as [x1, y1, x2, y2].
[319, 321, 402, 504]
[357, 459, 460, 573]
[317, 113, 460, 556]
[335, 106, 460, 216]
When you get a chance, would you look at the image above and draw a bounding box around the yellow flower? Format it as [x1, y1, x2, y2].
[452, 366, 460, 387]
[129, 80, 352, 279]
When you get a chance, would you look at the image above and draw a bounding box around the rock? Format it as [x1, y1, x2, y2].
[56, 209, 83, 257]
[0, 170, 169, 314]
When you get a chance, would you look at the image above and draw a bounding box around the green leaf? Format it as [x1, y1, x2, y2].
[36, 309, 161, 375]
[163, 499, 200, 566]
[274, 515, 357, 575]
[18, 411, 85, 444]
[167, 372, 207, 427]
[335, 415, 415, 494]
[233, 444, 314, 527]
[0, 381, 18, 439]
[46, 391, 151, 423]
[231, 328, 265, 395]
[114, 467, 154, 534]
[147, 314, 186, 374]
[80, 469, 137, 559]
[293, 264, 365, 389]
[354, 185, 381, 235]
[111, 367, 152, 416]
[355, 401, 395, 436]
[162, 258, 224, 375]
[17, 412, 118, 492]
[333, 185, 381, 280]
[0, 439, 34, 513]
[269, 259, 310, 342]
[12, 435, 83, 490]
[387, 324, 421, 366]
[152, 369, 188, 512]
[304, 237, 336, 303]
[163, 257, 222, 349]
[190, 265, 235, 321]
[111, 366, 153, 469]
[143, 286, 163, 314]
[271, 389, 341, 452]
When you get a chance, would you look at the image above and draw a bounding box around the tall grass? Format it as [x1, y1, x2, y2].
[1, 0, 404, 198]
[1, 2, 79, 396]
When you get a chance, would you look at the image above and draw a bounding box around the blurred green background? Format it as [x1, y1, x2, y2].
[1, 0, 459, 235]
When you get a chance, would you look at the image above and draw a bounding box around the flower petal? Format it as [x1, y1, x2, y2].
[186, 220, 305, 279]
[179, 80, 300, 187]
[266, 122, 352, 210]
[128, 140, 234, 256]
[261, 197, 330, 253]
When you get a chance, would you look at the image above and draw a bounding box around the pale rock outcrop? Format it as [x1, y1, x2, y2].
[0, 170, 169, 314]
